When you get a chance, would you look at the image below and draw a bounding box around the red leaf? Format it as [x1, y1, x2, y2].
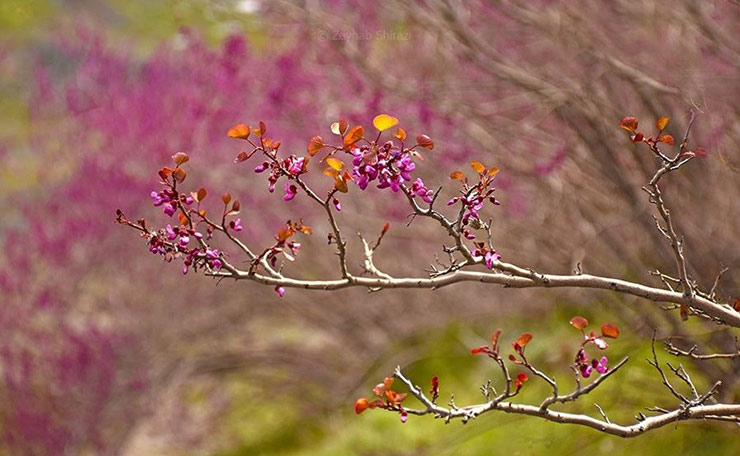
[382, 222, 390, 234]
[338, 119, 349, 135]
[354, 398, 370, 414]
[234, 151, 251, 163]
[570, 316, 589, 330]
[601, 323, 619, 339]
[619, 116, 639, 132]
[470, 346, 490, 355]
[632, 132, 644, 143]
[733, 298, 740, 312]
[516, 373, 529, 383]
[416, 134, 434, 150]
[491, 329, 502, 351]
[197, 188, 207, 202]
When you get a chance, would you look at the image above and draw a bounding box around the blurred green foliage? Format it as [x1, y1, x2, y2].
[213, 307, 738, 455]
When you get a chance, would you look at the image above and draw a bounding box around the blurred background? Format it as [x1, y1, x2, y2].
[1, 0, 739, 454]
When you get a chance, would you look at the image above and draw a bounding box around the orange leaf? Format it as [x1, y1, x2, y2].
[619, 117, 639, 132]
[326, 157, 344, 171]
[227, 124, 250, 139]
[334, 177, 348, 193]
[308, 136, 324, 156]
[343, 125, 364, 147]
[449, 171, 465, 180]
[569, 316, 588, 330]
[515, 332, 533, 347]
[231, 200, 240, 213]
[470, 161, 486, 174]
[733, 298, 740, 312]
[656, 116, 669, 131]
[253, 121, 267, 138]
[172, 152, 189, 166]
[416, 134, 434, 150]
[658, 135, 674, 145]
[488, 167, 499, 177]
[382, 222, 390, 234]
[373, 114, 399, 131]
[393, 127, 407, 141]
[172, 167, 187, 183]
[323, 168, 339, 178]
[601, 323, 619, 339]
[222, 193, 232, 205]
[354, 398, 370, 414]
[197, 187, 207, 202]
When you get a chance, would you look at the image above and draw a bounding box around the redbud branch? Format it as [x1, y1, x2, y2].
[539, 357, 629, 409]
[205, 266, 740, 326]
[664, 338, 740, 360]
[393, 365, 740, 437]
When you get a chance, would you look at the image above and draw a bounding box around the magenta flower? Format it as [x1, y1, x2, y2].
[484, 251, 500, 269]
[472, 244, 500, 270]
[593, 356, 608, 374]
[229, 218, 243, 232]
[287, 156, 307, 176]
[165, 224, 178, 240]
[275, 286, 285, 297]
[163, 203, 176, 217]
[283, 182, 298, 201]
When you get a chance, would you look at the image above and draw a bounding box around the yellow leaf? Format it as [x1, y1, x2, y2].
[393, 127, 407, 141]
[323, 168, 339, 178]
[449, 171, 464, 180]
[487, 167, 499, 177]
[326, 157, 344, 171]
[373, 114, 399, 132]
[656, 116, 669, 131]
